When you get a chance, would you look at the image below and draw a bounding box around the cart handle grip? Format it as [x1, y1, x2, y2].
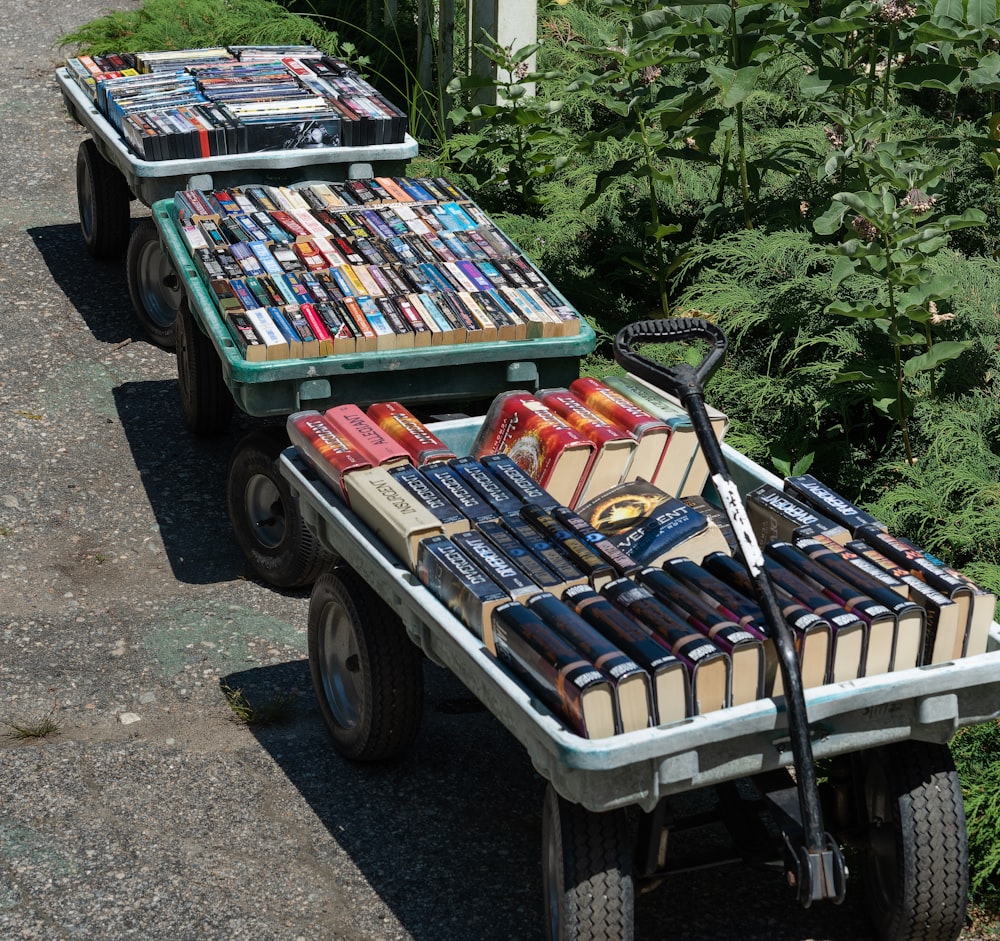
[613, 318, 727, 400]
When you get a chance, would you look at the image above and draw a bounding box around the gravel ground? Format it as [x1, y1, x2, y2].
[0, 2, 996, 939]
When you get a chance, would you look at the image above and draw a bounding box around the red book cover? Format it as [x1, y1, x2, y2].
[269, 210, 311, 240]
[324, 404, 412, 469]
[470, 391, 595, 508]
[286, 410, 372, 501]
[537, 388, 637, 504]
[299, 302, 333, 356]
[568, 377, 673, 489]
[366, 401, 458, 466]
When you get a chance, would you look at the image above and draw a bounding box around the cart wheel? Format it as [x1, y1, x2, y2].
[542, 782, 635, 941]
[177, 297, 234, 437]
[308, 568, 423, 761]
[857, 740, 968, 941]
[227, 429, 333, 589]
[127, 218, 181, 349]
[76, 138, 131, 259]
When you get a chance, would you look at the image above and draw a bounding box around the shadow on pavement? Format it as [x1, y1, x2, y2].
[221, 659, 877, 941]
[27, 222, 139, 346]
[113, 377, 247, 584]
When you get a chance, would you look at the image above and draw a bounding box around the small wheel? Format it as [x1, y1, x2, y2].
[542, 782, 635, 941]
[308, 569, 423, 761]
[176, 298, 234, 437]
[857, 740, 968, 941]
[227, 429, 334, 589]
[127, 218, 181, 349]
[76, 138, 131, 258]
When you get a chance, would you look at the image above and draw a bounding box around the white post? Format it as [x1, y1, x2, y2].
[468, 0, 537, 105]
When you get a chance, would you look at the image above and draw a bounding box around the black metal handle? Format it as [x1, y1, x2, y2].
[613, 317, 727, 400]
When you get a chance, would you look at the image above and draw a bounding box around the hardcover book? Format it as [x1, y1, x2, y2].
[286, 409, 372, 501]
[854, 524, 994, 659]
[794, 534, 927, 671]
[452, 530, 540, 601]
[449, 457, 526, 518]
[636, 566, 765, 705]
[576, 480, 731, 567]
[562, 583, 691, 725]
[746, 483, 852, 547]
[599, 373, 729, 497]
[602, 576, 731, 715]
[478, 453, 561, 511]
[662, 556, 780, 697]
[700, 551, 836, 689]
[845, 539, 962, 665]
[525, 591, 653, 734]
[536, 388, 637, 505]
[549, 505, 641, 578]
[422, 461, 498, 523]
[783, 474, 886, 535]
[386, 465, 470, 538]
[323, 404, 411, 469]
[342, 467, 445, 569]
[765, 541, 897, 677]
[568, 377, 673, 489]
[366, 401, 457, 467]
[499, 514, 590, 590]
[471, 391, 595, 508]
[475, 518, 576, 593]
[490, 599, 617, 739]
[416, 535, 510, 650]
[518, 503, 616, 590]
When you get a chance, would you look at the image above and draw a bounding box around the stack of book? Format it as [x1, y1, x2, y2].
[64, 45, 408, 159]
[173, 177, 581, 361]
[287, 397, 998, 740]
[467, 378, 728, 506]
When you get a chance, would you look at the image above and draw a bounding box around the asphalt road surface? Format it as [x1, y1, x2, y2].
[0, 2, 992, 939]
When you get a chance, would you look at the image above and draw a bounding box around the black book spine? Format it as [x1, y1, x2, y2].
[479, 453, 560, 510]
[422, 462, 497, 523]
[551, 506, 641, 577]
[387, 465, 467, 529]
[519, 504, 614, 587]
[784, 474, 885, 534]
[500, 514, 590, 586]
[449, 457, 525, 517]
[475, 519, 567, 591]
[452, 530, 538, 598]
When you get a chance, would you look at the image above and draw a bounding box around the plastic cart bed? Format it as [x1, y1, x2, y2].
[57, 65, 419, 347]
[278, 413, 1000, 941]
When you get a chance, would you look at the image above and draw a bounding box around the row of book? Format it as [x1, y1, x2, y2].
[64, 45, 407, 158]
[172, 178, 582, 360]
[468, 377, 728, 509]
[286, 395, 996, 739]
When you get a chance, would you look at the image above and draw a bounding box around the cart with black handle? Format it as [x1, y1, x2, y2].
[57, 65, 419, 348]
[277, 319, 1000, 941]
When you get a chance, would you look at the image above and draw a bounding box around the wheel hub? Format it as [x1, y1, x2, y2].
[244, 473, 287, 549]
[318, 600, 361, 730]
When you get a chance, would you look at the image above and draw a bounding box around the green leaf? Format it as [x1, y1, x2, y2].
[827, 301, 886, 319]
[892, 64, 964, 94]
[902, 341, 972, 377]
[646, 222, 683, 240]
[831, 255, 858, 289]
[814, 201, 849, 235]
[706, 63, 761, 108]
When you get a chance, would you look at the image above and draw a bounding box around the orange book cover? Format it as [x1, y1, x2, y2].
[537, 388, 637, 503]
[366, 401, 458, 467]
[569, 377, 674, 489]
[471, 391, 595, 508]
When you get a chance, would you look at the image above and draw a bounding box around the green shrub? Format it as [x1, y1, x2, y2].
[58, 0, 349, 58]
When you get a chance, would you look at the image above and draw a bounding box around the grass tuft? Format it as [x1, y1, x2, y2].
[220, 682, 294, 726]
[4, 711, 61, 741]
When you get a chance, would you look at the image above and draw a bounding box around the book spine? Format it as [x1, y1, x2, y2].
[451, 531, 541, 599]
[324, 404, 411, 467]
[550, 506, 641, 577]
[285, 410, 372, 500]
[490, 600, 616, 739]
[478, 453, 561, 510]
[519, 503, 615, 589]
[499, 514, 590, 588]
[746, 483, 851, 546]
[448, 457, 525, 517]
[387, 465, 469, 532]
[422, 462, 498, 523]
[784, 474, 886, 534]
[474, 519, 569, 592]
[416, 535, 509, 650]
[366, 401, 457, 466]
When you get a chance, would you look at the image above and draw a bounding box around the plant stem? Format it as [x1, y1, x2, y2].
[883, 238, 914, 464]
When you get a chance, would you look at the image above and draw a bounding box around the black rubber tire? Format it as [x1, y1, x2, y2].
[127, 218, 181, 349]
[227, 429, 333, 589]
[542, 782, 635, 941]
[176, 298, 234, 437]
[76, 138, 131, 259]
[857, 740, 969, 941]
[308, 568, 424, 761]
